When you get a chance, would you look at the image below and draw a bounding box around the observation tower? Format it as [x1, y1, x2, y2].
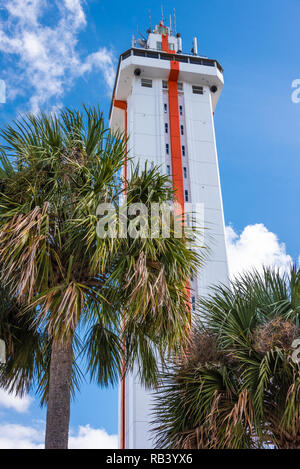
[110, 13, 229, 449]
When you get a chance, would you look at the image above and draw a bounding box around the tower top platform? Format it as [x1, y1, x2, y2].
[109, 16, 224, 122]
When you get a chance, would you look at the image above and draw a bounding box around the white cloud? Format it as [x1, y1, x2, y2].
[79, 51, 117, 90]
[0, 424, 44, 449]
[0, 421, 117, 449]
[69, 425, 118, 449]
[0, 0, 115, 112]
[5, 0, 45, 24]
[226, 223, 293, 278]
[0, 389, 32, 413]
[61, 0, 86, 28]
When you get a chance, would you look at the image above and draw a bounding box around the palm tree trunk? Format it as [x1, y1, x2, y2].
[45, 338, 74, 449]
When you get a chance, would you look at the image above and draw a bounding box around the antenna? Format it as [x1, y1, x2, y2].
[161, 5, 164, 24]
[192, 37, 198, 55]
[169, 14, 172, 36]
[148, 10, 151, 32]
[173, 8, 177, 35]
[136, 24, 147, 41]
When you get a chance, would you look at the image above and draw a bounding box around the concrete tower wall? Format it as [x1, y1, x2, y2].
[183, 83, 228, 297]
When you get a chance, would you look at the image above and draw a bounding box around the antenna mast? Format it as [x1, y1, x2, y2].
[173, 8, 177, 35]
[148, 9, 151, 32]
[161, 5, 164, 24]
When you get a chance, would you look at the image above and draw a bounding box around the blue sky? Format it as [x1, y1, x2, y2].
[0, 0, 299, 448]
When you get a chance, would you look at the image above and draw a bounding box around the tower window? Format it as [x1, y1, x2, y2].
[166, 143, 169, 155]
[185, 190, 189, 202]
[165, 123, 168, 133]
[179, 105, 183, 116]
[167, 165, 171, 176]
[141, 78, 152, 88]
[162, 81, 168, 89]
[181, 125, 184, 135]
[182, 145, 185, 156]
[169, 43, 175, 51]
[183, 167, 187, 179]
[157, 41, 162, 51]
[192, 85, 204, 95]
[177, 82, 183, 91]
[164, 103, 167, 113]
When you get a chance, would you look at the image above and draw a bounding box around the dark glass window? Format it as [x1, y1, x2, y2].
[141, 78, 152, 88]
[192, 85, 204, 95]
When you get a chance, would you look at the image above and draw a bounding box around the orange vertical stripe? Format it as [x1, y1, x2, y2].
[162, 34, 174, 54]
[120, 336, 126, 450]
[113, 99, 128, 188]
[162, 34, 169, 52]
[124, 108, 127, 189]
[168, 61, 191, 316]
[168, 61, 184, 210]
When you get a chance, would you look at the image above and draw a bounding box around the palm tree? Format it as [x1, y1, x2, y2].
[0, 106, 201, 449]
[0, 283, 44, 396]
[154, 266, 300, 449]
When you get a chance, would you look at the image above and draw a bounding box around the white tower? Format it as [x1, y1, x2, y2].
[110, 17, 229, 449]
